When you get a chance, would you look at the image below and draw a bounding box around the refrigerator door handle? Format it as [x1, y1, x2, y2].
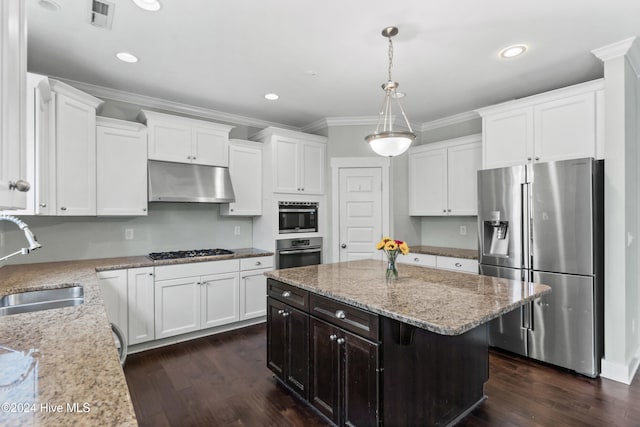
[521, 182, 531, 270]
[522, 302, 533, 330]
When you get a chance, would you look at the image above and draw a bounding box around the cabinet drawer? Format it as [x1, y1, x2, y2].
[436, 256, 478, 274]
[309, 294, 379, 341]
[268, 279, 309, 312]
[396, 253, 436, 268]
[154, 259, 239, 281]
[240, 256, 274, 271]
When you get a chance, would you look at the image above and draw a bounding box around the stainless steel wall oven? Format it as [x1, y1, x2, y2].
[278, 201, 318, 234]
[276, 237, 322, 269]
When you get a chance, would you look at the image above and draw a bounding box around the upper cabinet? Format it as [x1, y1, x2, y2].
[408, 134, 482, 216]
[96, 117, 148, 216]
[138, 110, 234, 167]
[220, 139, 263, 216]
[251, 127, 327, 195]
[0, 1, 27, 210]
[477, 80, 604, 169]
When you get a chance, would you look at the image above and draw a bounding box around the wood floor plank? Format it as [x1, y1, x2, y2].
[124, 324, 640, 427]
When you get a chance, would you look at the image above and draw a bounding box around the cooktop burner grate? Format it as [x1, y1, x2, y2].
[148, 249, 234, 260]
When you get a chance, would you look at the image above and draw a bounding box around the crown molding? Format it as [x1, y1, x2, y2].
[592, 36, 640, 76]
[53, 76, 298, 130]
[301, 115, 421, 133]
[420, 111, 480, 132]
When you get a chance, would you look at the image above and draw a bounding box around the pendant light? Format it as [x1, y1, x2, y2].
[365, 26, 416, 157]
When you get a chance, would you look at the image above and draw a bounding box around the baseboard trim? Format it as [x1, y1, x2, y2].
[600, 350, 640, 384]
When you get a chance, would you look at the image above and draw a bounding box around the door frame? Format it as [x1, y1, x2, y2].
[330, 157, 391, 263]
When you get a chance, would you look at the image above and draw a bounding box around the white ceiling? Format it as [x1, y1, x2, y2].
[26, 0, 640, 129]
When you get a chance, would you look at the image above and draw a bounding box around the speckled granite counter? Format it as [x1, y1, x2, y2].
[266, 259, 550, 335]
[410, 245, 478, 260]
[0, 248, 273, 426]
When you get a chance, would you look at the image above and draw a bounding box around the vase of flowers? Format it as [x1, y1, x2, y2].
[376, 237, 409, 279]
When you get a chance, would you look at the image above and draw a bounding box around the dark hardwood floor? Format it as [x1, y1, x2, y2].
[124, 324, 640, 426]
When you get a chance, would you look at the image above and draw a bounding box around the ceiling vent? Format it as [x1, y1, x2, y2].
[90, 0, 115, 29]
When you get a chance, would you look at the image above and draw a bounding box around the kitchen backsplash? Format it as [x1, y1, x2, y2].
[0, 203, 253, 265]
[421, 216, 478, 250]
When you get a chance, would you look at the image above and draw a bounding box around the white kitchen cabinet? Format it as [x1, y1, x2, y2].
[96, 269, 128, 336]
[128, 267, 155, 345]
[477, 80, 603, 169]
[220, 139, 263, 216]
[436, 256, 478, 274]
[408, 135, 481, 216]
[239, 255, 273, 320]
[50, 79, 103, 216]
[0, 0, 27, 210]
[96, 117, 148, 216]
[139, 110, 233, 167]
[251, 127, 327, 195]
[396, 253, 437, 268]
[154, 259, 240, 339]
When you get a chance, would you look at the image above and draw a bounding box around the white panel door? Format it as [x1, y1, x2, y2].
[147, 120, 191, 163]
[200, 272, 240, 329]
[96, 269, 128, 335]
[447, 142, 481, 215]
[300, 141, 325, 194]
[155, 276, 200, 339]
[191, 126, 228, 167]
[483, 107, 533, 169]
[273, 138, 299, 193]
[240, 267, 270, 320]
[408, 148, 447, 216]
[338, 168, 383, 262]
[127, 267, 155, 345]
[55, 93, 96, 215]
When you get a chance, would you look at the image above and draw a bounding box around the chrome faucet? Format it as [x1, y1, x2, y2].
[0, 215, 42, 262]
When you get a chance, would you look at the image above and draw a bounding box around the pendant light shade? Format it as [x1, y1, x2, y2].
[365, 27, 416, 157]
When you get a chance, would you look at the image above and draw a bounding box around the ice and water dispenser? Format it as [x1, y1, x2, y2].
[482, 210, 509, 257]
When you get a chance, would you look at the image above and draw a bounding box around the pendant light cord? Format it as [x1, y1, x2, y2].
[388, 36, 394, 82]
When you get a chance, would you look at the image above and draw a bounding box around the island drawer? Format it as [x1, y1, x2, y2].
[268, 279, 309, 312]
[436, 256, 478, 274]
[309, 294, 379, 341]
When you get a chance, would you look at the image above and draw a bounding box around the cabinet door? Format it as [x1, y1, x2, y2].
[0, 0, 27, 210]
[534, 92, 596, 163]
[200, 272, 240, 329]
[343, 331, 379, 427]
[300, 141, 325, 195]
[287, 305, 309, 398]
[96, 125, 148, 216]
[34, 78, 55, 215]
[483, 107, 533, 169]
[273, 138, 300, 193]
[240, 268, 270, 320]
[147, 119, 191, 163]
[221, 141, 262, 216]
[154, 276, 200, 339]
[55, 93, 96, 215]
[267, 297, 287, 379]
[408, 147, 447, 215]
[127, 267, 155, 345]
[191, 126, 229, 167]
[309, 317, 340, 424]
[447, 142, 481, 215]
[96, 269, 128, 335]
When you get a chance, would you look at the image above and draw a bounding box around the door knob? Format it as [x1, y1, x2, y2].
[341, 243, 347, 249]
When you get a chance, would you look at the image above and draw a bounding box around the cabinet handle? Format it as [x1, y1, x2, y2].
[278, 309, 285, 315]
[60, 206, 67, 211]
[187, 156, 192, 160]
[329, 334, 337, 341]
[455, 262, 462, 267]
[39, 202, 47, 207]
[301, 188, 304, 191]
[282, 291, 291, 298]
[230, 208, 234, 212]
[414, 257, 419, 262]
[193, 156, 197, 160]
[9, 180, 30, 192]
[335, 310, 346, 319]
[282, 311, 290, 317]
[255, 261, 262, 266]
[535, 157, 540, 161]
[447, 209, 451, 212]
[527, 157, 532, 161]
[148, 273, 153, 276]
[336, 337, 345, 345]
[442, 209, 446, 213]
[142, 208, 147, 212]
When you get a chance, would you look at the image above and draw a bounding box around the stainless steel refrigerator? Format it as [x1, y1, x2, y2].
[478, 158, 604, 377]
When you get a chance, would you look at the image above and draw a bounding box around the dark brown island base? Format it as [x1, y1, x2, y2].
[265, 259, 551, 426]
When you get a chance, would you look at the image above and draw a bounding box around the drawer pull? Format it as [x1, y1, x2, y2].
[414, 257, 419, 262]
[256, 261, 262, 266]
[282, 311, 290, 317]
[329, 334, 337, 341]
[335, 310, 346, 319]
[455, 262, 462, 267]
[278, 309, 285, 315]
[336, 338, 345, 345]
[282, 291, 291, 298]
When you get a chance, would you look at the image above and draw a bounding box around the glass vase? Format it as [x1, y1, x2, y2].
[386, 250, 399, 280]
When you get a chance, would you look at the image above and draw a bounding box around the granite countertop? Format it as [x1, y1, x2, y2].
[266, 259, 550, 336]
[410, 245, 478, 260]
[0, 248, 273, 426]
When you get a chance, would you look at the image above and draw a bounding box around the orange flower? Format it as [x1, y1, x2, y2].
[384, 241, 398, 251]
[399, 241, 409, 255]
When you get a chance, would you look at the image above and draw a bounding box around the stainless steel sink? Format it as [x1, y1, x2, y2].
[0, 285, 84, 316]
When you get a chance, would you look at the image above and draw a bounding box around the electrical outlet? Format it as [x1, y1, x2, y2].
[459, 225, 467, 236]
[125, 228, 134, 240]
[234, 226, 241, 236]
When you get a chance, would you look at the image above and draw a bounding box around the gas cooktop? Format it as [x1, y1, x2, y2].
[148, 249, 234, 261]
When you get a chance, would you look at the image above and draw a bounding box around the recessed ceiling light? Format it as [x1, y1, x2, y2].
[264, 93, 279, 101]
[38, 0, 61, 11]
[116, 52, 139, 63]
[132, 0, 162, 11]
[499, 44, 528, 59]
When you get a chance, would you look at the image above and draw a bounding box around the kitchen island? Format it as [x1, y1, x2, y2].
[266, 259, 551, 426]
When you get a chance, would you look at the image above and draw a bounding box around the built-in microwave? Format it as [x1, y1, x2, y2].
[278, 201, 318, 234]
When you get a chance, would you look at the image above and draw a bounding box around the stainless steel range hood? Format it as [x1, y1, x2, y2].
[148, 160, 235, 203]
